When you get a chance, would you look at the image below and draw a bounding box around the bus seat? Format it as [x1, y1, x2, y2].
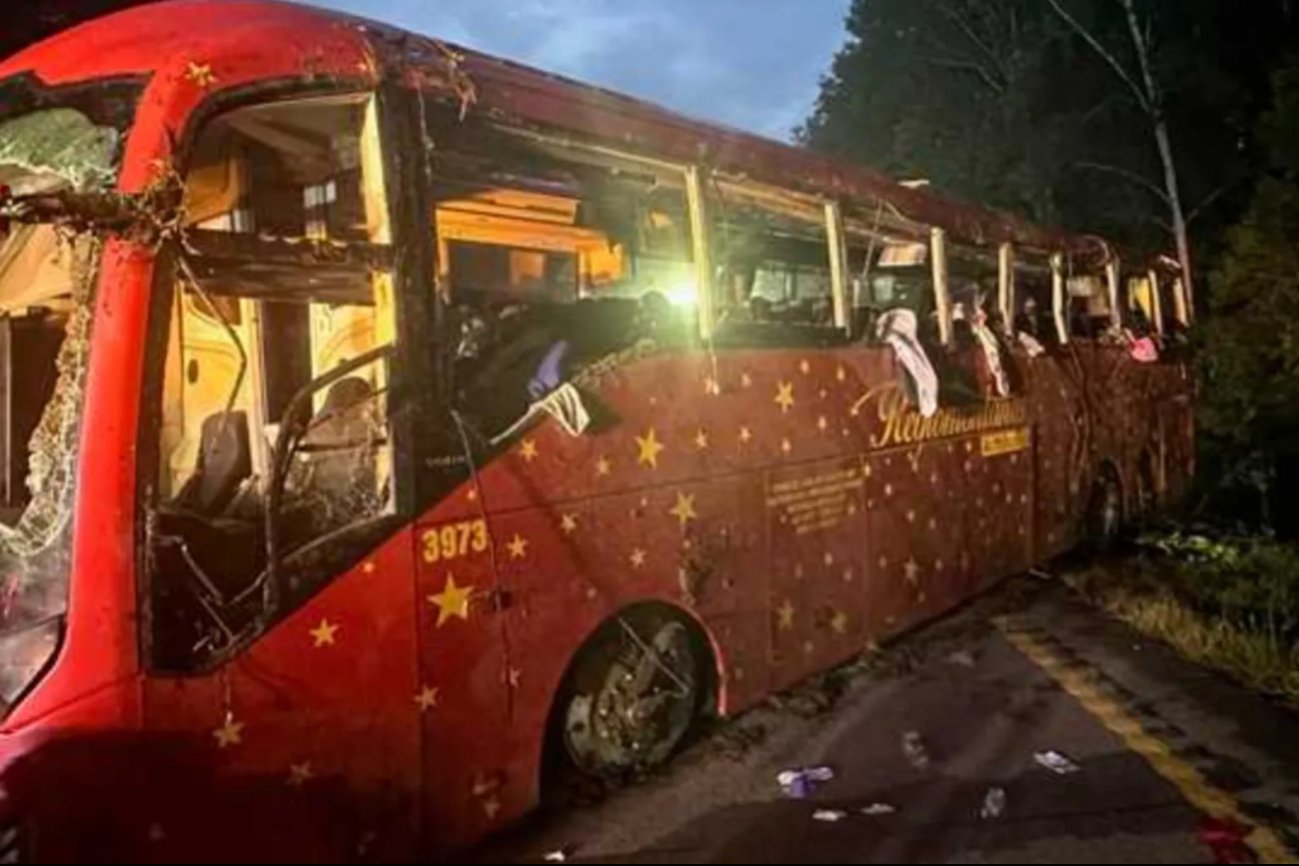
[175, 410, 252, 516]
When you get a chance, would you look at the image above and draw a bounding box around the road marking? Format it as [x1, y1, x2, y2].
[996, 618, 1296, 865]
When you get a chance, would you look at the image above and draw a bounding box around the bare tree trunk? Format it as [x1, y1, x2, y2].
[1121, 0, 1195, 315]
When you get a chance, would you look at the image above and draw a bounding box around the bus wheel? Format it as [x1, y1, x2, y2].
[559, 611, 705, 777]
[1087, 468, 1123, 551]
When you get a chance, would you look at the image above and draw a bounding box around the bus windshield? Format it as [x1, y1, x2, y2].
[0, 102, 120, 710]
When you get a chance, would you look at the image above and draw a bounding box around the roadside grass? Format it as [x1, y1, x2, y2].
[1067, 528, 1299, 706]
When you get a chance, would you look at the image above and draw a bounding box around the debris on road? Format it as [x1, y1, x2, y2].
[812, 809, 849, 823]
[902, 730, 931, 770]
[947, 649, 976, 667]
[543, 850, 569, 863]
[1196, 816, 1257, 864]
[980, 787, 1007, 819]
[860, 802, 897, 816]
[1034, 750, 1081, 775]
[777, 765, 835, 798]
[1029, 568, 1054, 581]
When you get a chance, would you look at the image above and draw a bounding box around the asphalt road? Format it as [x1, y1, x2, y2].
[472, 575, 1299, 864]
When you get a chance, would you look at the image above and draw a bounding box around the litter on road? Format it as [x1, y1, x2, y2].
[812, 809, 849, 823]
[1034, 750, 1081, 774]
[980, 787, 1007, 820]
[777, 765, 835, 799]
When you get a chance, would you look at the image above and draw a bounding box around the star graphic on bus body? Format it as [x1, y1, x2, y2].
[287, 761, 314, 787]
[831, 611, 848, 634]
[799, 359, 811, 375]
[630, 548, 647, 569]
[560, 514, 578, 534]
[904, 558, 921, 586]
[775, 381, 795, 413]
[414, 685, 440, 712]
[596, 456, 611, 476]
[776, 600, 795, 630]
[519, 438, 539, 462]
[694, 429, 710, 450]
[185, 61, 218, 88]
[636, 428, 665, 469]
[427, 574, 473, 627]
[213, 716, 243, 749]
[739, 426, 753, 444]
[309, 618, 339, 648]
[506, 534, 528, 560]
[669, 492, 698, 527]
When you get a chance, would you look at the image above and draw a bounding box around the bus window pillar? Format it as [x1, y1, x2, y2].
[824, 200, 850, 333]
[684, 165, 716, 341]
[930, 226, 951, 345]
[1172, 276, 1190, 328]
[998, 242, 1015, 336]
[1147, 268, 1165, 336]
[1051, 252, 1069, 345]
[1105, 257, 1122, 331]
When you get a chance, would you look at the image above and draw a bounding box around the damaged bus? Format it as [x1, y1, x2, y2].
[0, 1, 1194, 861]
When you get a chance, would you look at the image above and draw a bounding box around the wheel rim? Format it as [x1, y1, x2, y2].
[563, 620, 699, 774]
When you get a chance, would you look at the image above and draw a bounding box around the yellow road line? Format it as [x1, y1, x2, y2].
[996, 618, 1296, 864]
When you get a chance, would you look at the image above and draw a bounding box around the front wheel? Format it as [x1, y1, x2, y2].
[558, 612, 705, 777]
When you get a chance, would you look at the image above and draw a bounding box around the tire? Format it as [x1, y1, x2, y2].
[557, 610, 705, 777]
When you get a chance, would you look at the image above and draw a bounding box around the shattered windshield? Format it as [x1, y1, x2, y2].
[0, 98, 121, 707]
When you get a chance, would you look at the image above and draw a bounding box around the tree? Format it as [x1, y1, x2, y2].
[1200, 61, 1299, 533]
[801, 0, 1294, 275]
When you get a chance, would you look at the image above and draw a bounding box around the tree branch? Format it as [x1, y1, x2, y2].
[1074, 160, 1171, 203]
[1044, 0, 1151, 114]
[920, 55, 1006, 95]
[934, 3, 1009, 85]
[1186, 180, 1241, 225]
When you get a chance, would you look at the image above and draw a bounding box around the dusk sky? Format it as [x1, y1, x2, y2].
[309, 0, 851, 141]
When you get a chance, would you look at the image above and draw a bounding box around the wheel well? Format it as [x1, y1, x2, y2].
[538, 601, 720, 789]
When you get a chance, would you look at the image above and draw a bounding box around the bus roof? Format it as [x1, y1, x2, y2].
[0, 0, 1151, 270]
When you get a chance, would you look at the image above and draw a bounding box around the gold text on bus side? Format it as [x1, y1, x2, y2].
[852, 383, 1028, 450]
[422, 519, 489, 564]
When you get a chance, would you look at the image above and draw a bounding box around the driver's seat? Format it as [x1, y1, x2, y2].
[174, 410, 251, 516]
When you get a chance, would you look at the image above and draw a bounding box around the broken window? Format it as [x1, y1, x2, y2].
[426, 113, 696, 438]
[0, 97, 125, 710]
[710, 180, 841, 346]
[147, 94, 400, 671]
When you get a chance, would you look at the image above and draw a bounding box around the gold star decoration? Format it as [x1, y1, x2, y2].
[831, 611, 848, 634]
[704, 376, 721, 395]
[776, 599, 795, 630]
[669, 492, 698, 527]
[635, 428, 665, 469]
[741, 372, 753, 388]
[799, 359, 811, 374]
[836, 366, 847, 382]
[780, 438, 792, 455]
[823, 551, 834, 566]
[775, 381, 795, 413]
[362, 561, 376, 574]
[694, 428, 710, 449]
[213, 715, 243, 749]
[596, 456, 611, 476]
[466, 488, 479, 502]
[415, 685, 440, 712]
[817, 415, 828, 432]
[506, 534, 528, 559]
[482, 797, 502, 820]
[739, 426, 753, 444]
[309, 618, 339, 648]
[904, 558, 920, 585]
[427, 574, 473, 627]
[560, 514, 578, 534]
[185, 61, 218, 88]
[519, 438, 539, 462]
[287, 761, 314, 787]
[630, 548, 647, 568]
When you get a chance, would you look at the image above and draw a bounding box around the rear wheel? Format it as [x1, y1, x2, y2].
[558, 610, 705, 777]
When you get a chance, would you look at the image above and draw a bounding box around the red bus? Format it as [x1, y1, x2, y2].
[0, 1, 1194, 860]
